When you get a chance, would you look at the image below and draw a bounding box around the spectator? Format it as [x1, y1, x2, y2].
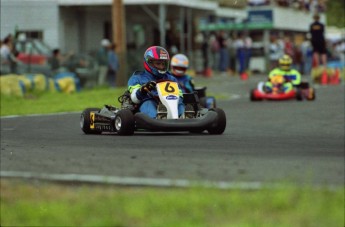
[300, 33, 313, 75]
[201, 32, 209, 74]
[97, 39, 110, 86]
[283, 36, 295, 58]
[268, 35, 284, 70]
[309, 14, 327, 68]
[217, 30, 229, 74]
[0, 35, 19, 74]
[209, 33, 220, 71]
[234, 33, 246, 75]
[49, 48, 73, 75]
[107, 43, 119, 87]
[244, 33, 253, 74]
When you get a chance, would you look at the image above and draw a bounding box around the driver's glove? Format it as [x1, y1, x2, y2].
[140, 81, 156, 94]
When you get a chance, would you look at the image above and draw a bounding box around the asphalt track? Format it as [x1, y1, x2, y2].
[1, 74, 344, 188]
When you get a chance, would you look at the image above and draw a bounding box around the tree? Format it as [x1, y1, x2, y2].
[326, 1, 345, 28]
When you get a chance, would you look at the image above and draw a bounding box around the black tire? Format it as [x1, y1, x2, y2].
[250, 89, 261, 101]
[207, 108, 227, 135]
[114, 109, 135, 135]
[296, 89, 303, 101]
[80, 108, 102, 134]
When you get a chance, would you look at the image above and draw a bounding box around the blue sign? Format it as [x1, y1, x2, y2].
[248, 10, 273, 24]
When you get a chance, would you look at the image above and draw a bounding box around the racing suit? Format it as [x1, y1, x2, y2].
[128, 70, 185, 118]
[264, 68, 302, 93]
[174, 74, 195, 94]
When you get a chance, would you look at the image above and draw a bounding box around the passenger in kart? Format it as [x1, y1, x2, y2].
[127, 46, 185, 118]
[264, 54, 301, 93]
[170, 53, 195, 93]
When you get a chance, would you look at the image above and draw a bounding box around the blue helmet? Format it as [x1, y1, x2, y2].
[143, 46, 170, 78]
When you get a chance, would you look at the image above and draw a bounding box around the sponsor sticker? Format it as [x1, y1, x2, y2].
[90, 112, 95, 129]
[166, 95, 178, 100]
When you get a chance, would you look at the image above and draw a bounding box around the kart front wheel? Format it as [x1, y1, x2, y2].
[250, 89, 262, 101]
[114, 109, 135, 135]
[207, 108, 226, 135]
[80, 108, 102, 134]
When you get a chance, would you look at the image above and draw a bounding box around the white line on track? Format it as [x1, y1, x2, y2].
[0, 111, 81, 119]
[0, 171, 266, 190]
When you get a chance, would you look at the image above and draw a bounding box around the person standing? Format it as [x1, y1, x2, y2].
[0, 35, 19, 74]
[244, 33, 253, 74]
[268, 35, 284, 70]
[309, 14, 327, 68]
[218, 31, 229, 74]
[301, 33, 313, 75]
[107, 43, 119, 87]
[209, 33, 220, 71]
[234, 33, 246, 75]
[97, 39, 110, 86]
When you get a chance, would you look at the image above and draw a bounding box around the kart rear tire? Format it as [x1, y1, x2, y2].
[114, 109, 135, 135]
[296, 89, 303, 101]
[80, 108, 102, 134]
[207, 108, 226, 135]
[307, 88, 316, 101]
[250, 89, 261, 101]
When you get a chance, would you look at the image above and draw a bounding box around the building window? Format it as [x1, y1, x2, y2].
[16, 30, 43, 40]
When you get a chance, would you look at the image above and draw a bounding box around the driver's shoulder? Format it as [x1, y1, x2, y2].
[165, 72, 178, 82]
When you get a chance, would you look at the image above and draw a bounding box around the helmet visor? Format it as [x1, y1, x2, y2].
[149, 59, 169, 73]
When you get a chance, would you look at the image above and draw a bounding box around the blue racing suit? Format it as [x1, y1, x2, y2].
[128, 70, 185, 118]
[174, 75, 195, 93]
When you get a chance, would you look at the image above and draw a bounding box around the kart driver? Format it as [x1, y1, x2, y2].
[127, 46, 185, 118]
[264, 54, 301, 93]
[170, 53, 195, 93]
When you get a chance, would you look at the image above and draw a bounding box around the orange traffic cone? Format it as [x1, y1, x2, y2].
[204, 67, 212, 78]
[320, 69, 328, 85]
[329, 68, 340, 85]
[240, 72, 248, 80]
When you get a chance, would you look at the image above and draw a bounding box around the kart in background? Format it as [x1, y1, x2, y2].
[80, 80, 226, 135]
[250, 75, 316, 101]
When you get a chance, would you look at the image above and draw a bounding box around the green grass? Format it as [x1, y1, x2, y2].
[1, 179, 343, 227]
[0, 86, 126, 116]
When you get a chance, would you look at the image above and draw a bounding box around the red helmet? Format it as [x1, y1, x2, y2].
[143, 46, 170, 78]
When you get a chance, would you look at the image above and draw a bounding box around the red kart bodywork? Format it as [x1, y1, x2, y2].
[251, 88, 296, 101]
[250, 81, 316, 101]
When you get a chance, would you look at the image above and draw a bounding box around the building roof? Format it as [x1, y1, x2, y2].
[58, 0, 218, 10]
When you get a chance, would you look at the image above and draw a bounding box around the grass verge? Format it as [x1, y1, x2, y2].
[0, 87, 125, 116]
[1, 179, 343, 227]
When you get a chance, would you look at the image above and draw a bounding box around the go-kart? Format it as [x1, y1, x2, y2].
[250, 75, 316, 101]
[80, 80, 226, 135]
